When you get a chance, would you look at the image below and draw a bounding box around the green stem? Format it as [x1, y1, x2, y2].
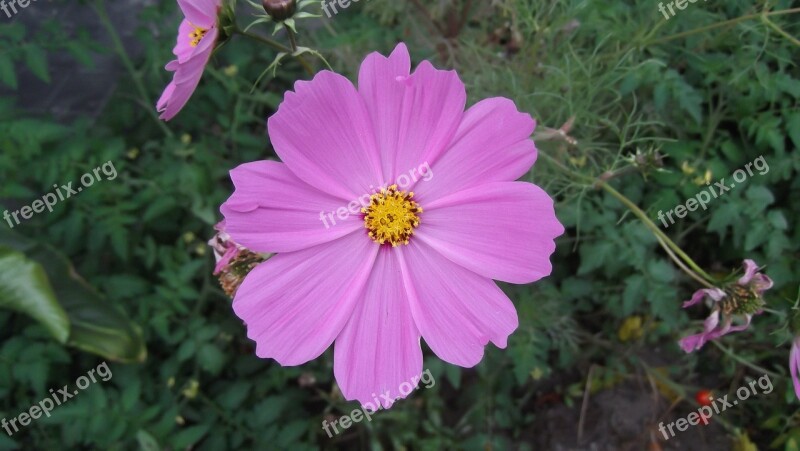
[92, 0, 173, 138]
[538, 152, 716, 285]
[598, 182, 716, 284]
[286, 28, 298, 52]
[605, 7, 800, 60]
[710, 341, 781, 378]
[235, 28, 290, 52]
[643, 7, 800, 47]
[761, 14, 800, 47]
[656, 235, 715, 288]
[234, 29, 314, 76]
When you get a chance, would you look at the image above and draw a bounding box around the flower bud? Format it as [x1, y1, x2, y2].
[262, 0, 296, 21]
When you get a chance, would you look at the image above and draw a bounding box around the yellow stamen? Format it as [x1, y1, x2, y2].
[189, 25, 208, 47]
[362, 185, 422, 247]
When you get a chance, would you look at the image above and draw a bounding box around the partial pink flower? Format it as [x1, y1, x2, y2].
[220, 43, 564, 408]
[157, 0, 222, 121]
[791, 337, 800, 401]
[679, 259, 772, 353]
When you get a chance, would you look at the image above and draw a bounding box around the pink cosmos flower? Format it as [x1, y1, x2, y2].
[791, 337, 800, 401]
[220, 43, 564, 408]
[157, 0, 222, 121]
[679, 259, 772, 353]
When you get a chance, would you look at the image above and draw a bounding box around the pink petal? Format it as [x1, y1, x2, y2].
[416, 182, 564, 284]
[682, 288, 725, 308]
[412, 97, 537, 202]
[398, 240, 518, 367]
[725, 314, 753, 334]
[221, 160, 362, 253]
[357, 44, 466, 181]
[268, 71, 384, 200]
[232, 232, 378, 366]
[177, 0, 218, 28]
[738, 259, 759, 285]
[357, 43, 411, 181]
[157, 29, 217, 121]
[173, 20, 194, 63]
[791, 338, 800, 401]
[678, 333, 707, 353]
[157, 81, 177, 112]
[751, 273, 774, 293]
[334, 247, 422, 409]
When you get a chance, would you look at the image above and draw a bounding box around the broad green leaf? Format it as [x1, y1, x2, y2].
[0, 230, 146, 363]
[0, 246, 69, 343]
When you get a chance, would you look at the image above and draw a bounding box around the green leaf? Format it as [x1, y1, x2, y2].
[622, 275, 646, 315]
[745, 186, 775, 208]
[172, 424, 210, 449]
[787, 112, 800, 151]
[0, 55, 17, 89]
[0, 230, 146, 363]
[136, 430, 160, 451]
[24, 46, 50, 83]
[0, 246, 69, 343]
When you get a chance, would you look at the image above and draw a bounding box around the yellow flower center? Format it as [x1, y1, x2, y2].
[362, 185, 422, 247]
[189, 26, 208, 47]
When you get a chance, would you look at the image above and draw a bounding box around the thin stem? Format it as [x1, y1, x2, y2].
[92, 0, 173, 137]
[605, 7, 800, 61]
[234, 29, 314, 76]
[644, 7, 800, 47]
[235, 28, 290, 52]
[599, 182, 716, 284]
[711, 341, 781, 378]
[538, 152, 716, 284]
[408, 0, 445, 36]
[656, 235, 715, 288]
[286, 28, 298, 52]
[761, 15, 800, 47]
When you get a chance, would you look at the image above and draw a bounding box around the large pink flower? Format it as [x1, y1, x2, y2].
[220, 43, 564, 408]
[157, 0, 221, 121]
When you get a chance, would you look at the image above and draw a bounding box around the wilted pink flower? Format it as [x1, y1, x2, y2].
[679, 259, 772, 353]
[220, 43, 564, 408]
[208, 220, 245, 275]
[791, 337, 800, 401]
[208, 221, 265, 297]
[157, 0, 222, 121]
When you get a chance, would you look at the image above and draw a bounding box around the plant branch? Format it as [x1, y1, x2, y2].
[92, 0, 173, 137]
